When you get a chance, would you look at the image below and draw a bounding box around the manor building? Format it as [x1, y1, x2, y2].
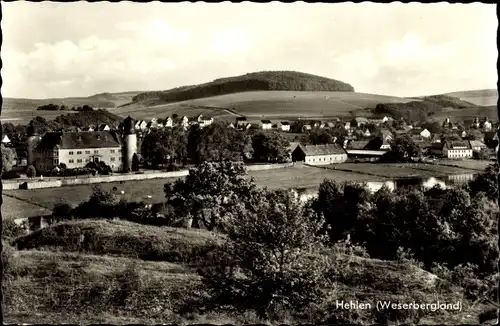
[28, 116, 139, 173]
[292, 143, 348, 165]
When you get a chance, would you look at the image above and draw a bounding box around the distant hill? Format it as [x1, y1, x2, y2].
[131, 71, 355, 104]
[444, 89, 498, 107]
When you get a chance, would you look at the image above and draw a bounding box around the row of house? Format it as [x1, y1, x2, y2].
[230, 117, 291, 131]
[133, 115, 214, 131]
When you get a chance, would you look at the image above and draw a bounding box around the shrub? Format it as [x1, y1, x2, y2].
[2, 220, 27, 240]
[166, 163, 181, 172]
[1, 170, 21, 179]
[26, 165, 36, 178]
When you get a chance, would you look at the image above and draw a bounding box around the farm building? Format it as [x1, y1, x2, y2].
[429, 140, 473, 159]
[277, 121, 291, 131]
[469, 140, 487, 151]
[2, 135, 11, 144]
[260, 120, 273, 130]
[292, 144, 347, 165]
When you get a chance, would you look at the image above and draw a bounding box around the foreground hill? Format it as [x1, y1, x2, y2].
[4, 219, 484, 324]
[130, 71, 355, 105]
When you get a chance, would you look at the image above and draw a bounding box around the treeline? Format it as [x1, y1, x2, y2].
[140, 122, 291, 168]
[52, 109, 122, 128]
[132, 70, 354, 103]
[37, 104, 97, 111]
[372, 94, 478, 122]
[421, 95, 478, 108]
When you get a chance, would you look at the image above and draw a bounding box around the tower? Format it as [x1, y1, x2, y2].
[123, 116, 137, 172]
[26, 123, 41, 167]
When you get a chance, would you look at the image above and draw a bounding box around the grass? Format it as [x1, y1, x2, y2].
[12, 219, 221, 266]
[4, 177, 183, 210]
[1, 195, 52, 220]
[3, 218, 487, 324]
[248, 165, 387, 190]
[434, 159, 493, 171]
[444, 89, 498, 107]
[333, 162, 480, 179]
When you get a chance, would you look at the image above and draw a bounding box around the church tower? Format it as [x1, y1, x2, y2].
[123, 116, 137, 172]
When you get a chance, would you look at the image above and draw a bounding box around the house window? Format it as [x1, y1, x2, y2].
[111, 157, 116, 162]
[54, 159, 59, 165]
[94, 150, 99, 154]
[111, 149, 115, 153]
[77, 159, 82, 163]
[77, 151, 82, 155]
[69, 159, 74, 163]
[85, 150, 90, 154]
[69, 151, 74, 155]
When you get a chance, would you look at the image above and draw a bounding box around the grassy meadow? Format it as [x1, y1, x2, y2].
[3, 219, 487, 324]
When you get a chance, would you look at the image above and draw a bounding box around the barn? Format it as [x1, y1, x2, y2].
[292, 144, 348, 165]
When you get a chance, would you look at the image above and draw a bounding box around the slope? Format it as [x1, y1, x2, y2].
[444, 89, 498, 107]
[4, 219, 484, 324]
[112, 90, 419, 121]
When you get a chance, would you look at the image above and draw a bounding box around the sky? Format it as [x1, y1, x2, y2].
[1, 2, 497, 99]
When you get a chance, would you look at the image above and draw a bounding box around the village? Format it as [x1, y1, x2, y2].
[2, 111, 495, 178]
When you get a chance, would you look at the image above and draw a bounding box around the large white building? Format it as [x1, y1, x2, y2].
[28, 116, 139, 173]
[292, 143, 348, 165]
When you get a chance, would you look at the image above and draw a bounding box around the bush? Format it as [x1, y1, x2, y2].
[166, 163, 181, 172]
[2, 220, 27, 240]
[1, 170, 21, 179]
[26, 165, 36, 178]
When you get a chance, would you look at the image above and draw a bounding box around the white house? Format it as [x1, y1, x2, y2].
[277, 121, 291, 131]
[199, 116, 214, 128]
[164, 117, 174, 128]
[135, 120, 148, 131]
[180, 116, 189, 128]
[420, 128, 431, 138]
[2, 135, 11, 144]
[430, 140, 473, 159]
[483, 120, 492, 131]
[469, 140, 487, 151]
[363, 129, 371, 137]
[344, 122, 351, 130]
[260, 120, 273, 130]
[98, 124, 111, 131]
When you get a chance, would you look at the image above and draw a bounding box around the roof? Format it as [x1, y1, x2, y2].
[347, 140, 370, 150]
[355, 117, 369, 123]
[289, 142, 300, 151]
[261, 120, 272, 124]
[296, 143, 346, 156]
[280, 121, 290, 125]
[444, 140, 472, 150]
[469, 140, 487, 148]
[236, 117, 247, 121]
[36, 131, 121, 150]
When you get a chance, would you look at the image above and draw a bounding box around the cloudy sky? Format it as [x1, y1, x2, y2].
[1, 2, 497, 99]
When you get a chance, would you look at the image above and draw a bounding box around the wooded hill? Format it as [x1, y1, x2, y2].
[372, 94, 481, 122]
[131, 71, 355, 104]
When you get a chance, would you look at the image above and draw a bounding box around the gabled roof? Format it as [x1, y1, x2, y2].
[296, 143, 346, 156]
[354, 117, 369, 123]
[236, 117, 247, 121]
[261, 120, 272, 124]
[36, 131, 121, 150]
[347, 140, 370, 150]
[443, 140, 472, 150]
[279, 121, 290, 125]
[469, 140, 487, 148]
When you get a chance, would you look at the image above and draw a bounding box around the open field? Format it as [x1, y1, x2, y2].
[114, 91, 419, 121]
[435, 159, 493, 171]
[5, 161, 490, 216]
[429, 106, 498, 123]
[248, 165, 387, 189]
[4, 177, 184, 211]
[444, 89, 498, 107]
[1, 195, 52, 220]
[335, 162, 481, 179]
[0, 108, 78, 125]
[3, 218, 485, 325]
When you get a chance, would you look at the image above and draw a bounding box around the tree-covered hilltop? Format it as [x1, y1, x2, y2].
[132, 71, 355, 103]
[372, 94, 479, 122]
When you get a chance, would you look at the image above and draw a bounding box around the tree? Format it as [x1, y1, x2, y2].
[384, 135, 421, 162]
[26, 165, 36, 178]
[467, 163, 498, 201]
[131, 153, 140, 171]
[252, 132, 290, 163]
[422, 121, 442, 134]
[198, 188, 332, 318]
[1, 145, 17, 172]
[164, 161, 261, 230]
[52, 202, 73, 223]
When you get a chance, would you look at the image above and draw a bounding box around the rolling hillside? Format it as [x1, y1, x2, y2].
[444, 89, 498, 107]
[112, 91, 420, 121]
